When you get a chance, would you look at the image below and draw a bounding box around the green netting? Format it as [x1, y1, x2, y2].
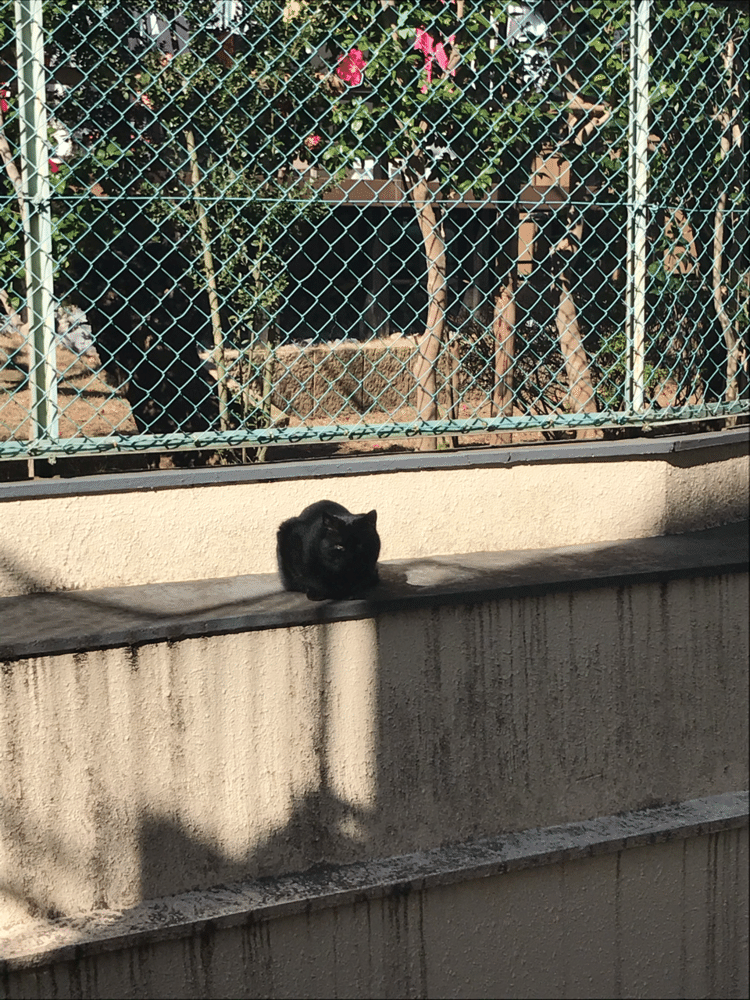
[1, 0, 748, 461]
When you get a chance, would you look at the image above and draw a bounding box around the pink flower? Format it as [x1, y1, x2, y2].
[304, 134, 322, 150]
[1, 84, 10, 114]
[414, 28, 432, 58]
[336, 48, 367, 87]
[414, 29, 456, 92]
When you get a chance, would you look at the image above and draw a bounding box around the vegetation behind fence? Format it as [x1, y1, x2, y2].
[0, 0, 748, 464]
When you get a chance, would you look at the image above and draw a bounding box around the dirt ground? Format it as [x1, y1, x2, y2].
[1, 327, 702, 483]
[0, 330, 553, 479]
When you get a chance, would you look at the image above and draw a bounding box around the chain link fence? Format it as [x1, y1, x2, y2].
[1, 1, 748, 464]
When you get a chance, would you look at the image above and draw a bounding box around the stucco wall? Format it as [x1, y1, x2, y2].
[0, 434, 747, 598]
[1, 436, 748, 997]
[2, 572, 747, 932]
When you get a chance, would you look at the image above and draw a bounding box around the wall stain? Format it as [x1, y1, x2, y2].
[706, 830, 719, 996]
[613, 850, 622, 998]
[126, 646, 140, 675]
[241, 916, 274, 999]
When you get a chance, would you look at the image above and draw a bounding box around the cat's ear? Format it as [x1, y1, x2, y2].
[364, 509, 377, 526]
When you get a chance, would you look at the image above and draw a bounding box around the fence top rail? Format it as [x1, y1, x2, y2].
[0, 426, 747, 504]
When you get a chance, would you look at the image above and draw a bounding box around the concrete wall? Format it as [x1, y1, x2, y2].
[1, 572, 747, 932]
[0, 432, 747, 598]
[3, 817, 748, 999]
[1, 433, 748, 997]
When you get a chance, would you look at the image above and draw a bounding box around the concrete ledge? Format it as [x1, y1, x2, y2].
[1, 791, 746, 972]
[1, 520, 747, 660]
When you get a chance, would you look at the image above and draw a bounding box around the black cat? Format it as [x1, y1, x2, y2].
[277, 500, 380, 601]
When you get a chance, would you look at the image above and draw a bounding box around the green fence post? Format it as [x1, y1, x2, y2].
[14, 0, 58, 448]
[626, 0, 650, 413]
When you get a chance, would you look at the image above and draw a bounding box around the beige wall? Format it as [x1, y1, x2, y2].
[0, 441, 747, 598]
[2, 441, 747, 996]
[2, 573, 747, 932]
[4, 828, 748, 1000]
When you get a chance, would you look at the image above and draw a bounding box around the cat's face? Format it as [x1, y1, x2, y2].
[320, 510, 379, 569]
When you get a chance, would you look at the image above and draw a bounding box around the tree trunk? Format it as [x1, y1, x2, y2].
[186, 128, 231, 434]
[712, 36, 746, 420]
[488, 273, 516, 446]
[712, 187, 742, 403]
[555, 270, 601, 439]
[0, 103, 29, 344]
[0, 105, 25, 219]
[711, 115, 745, 410]
[402, 163, 448, 452]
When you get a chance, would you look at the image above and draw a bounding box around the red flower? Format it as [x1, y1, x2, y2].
[336, 48, 367, 87]
[414, 28, 456, 93]
[1, 84, 10, 114]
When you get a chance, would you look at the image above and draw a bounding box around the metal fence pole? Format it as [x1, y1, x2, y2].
[626, 0, 650, 413]
[14, 0, 58, 445]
